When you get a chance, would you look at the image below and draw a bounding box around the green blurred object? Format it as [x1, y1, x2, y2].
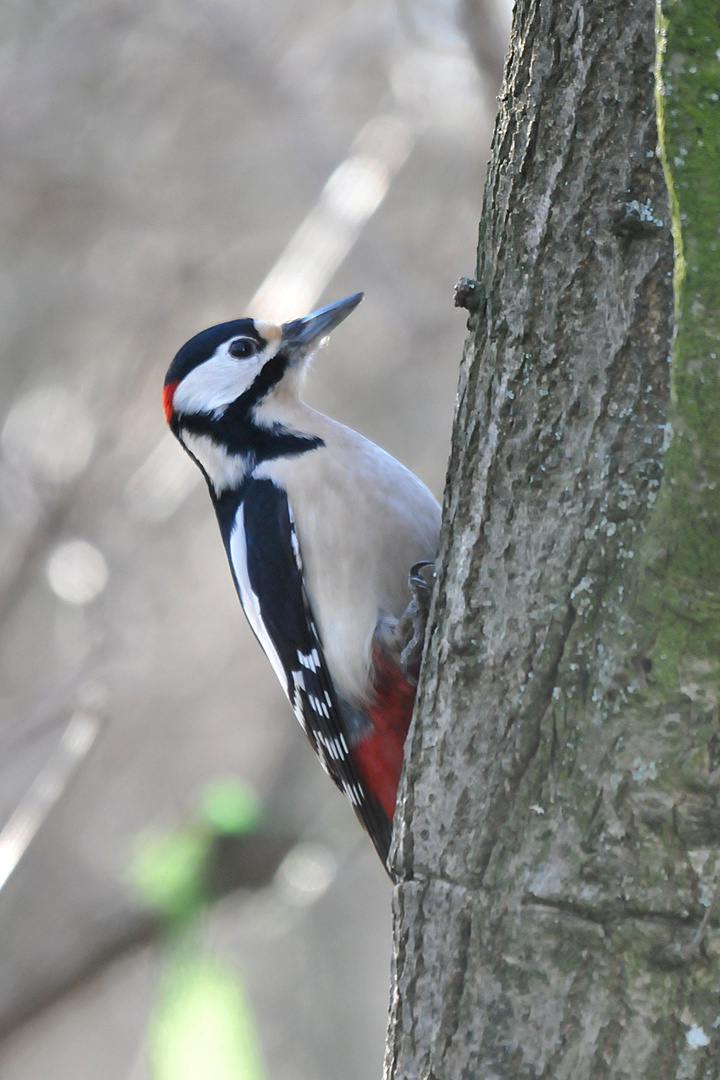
[150, 945, 267, 1080]
[132, 779, 263, 920]
[200, 778, 262, 836]
[132, 782, 268, 1079]
[132, 831, 207, 920]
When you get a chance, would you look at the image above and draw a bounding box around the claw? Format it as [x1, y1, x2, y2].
[395, 560, 436, 682]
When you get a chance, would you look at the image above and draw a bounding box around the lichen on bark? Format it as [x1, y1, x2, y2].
[385, 0, 720, 1077]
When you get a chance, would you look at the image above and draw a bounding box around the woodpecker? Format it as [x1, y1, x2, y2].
[163, 293, 440, 870]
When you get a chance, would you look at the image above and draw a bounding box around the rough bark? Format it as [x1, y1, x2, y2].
[385, 0, 720, 1075]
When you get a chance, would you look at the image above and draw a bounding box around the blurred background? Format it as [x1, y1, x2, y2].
[0, 0, 510, 1077]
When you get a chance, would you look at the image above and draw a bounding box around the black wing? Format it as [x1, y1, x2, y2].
[220, 478, 392, 866]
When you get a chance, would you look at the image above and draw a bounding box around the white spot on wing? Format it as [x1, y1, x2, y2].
[317, 750, 332, 776]
[315, 694, 328, 718]
[290, 523, 302, 567]
[317, 732, 346, 761]
[292, 669, 305, 691]
[341, 780, 364, 806]
[291, 671, 308, 730]
[297, 649, 318, 672]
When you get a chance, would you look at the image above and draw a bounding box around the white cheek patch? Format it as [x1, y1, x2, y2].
[173, 337, 282, 416]
[173, 353, 263, 415]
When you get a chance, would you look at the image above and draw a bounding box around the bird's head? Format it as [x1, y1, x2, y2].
[163, 292, 363, 431]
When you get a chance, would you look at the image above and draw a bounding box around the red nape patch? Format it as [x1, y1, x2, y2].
[163, 380, 178, 423]
[353, 647, 417, 822]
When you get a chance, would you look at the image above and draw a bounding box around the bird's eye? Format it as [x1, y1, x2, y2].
[228, 338, 257, 360]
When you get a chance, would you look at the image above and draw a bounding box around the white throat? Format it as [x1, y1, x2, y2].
[180, 431, 252, 494]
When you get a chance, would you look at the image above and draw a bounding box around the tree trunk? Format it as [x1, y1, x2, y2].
[385, 0, 720, 1075]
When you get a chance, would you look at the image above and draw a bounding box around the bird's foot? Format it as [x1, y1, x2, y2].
[395, 561, 436, 682]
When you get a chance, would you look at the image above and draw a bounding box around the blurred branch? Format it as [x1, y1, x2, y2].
[0, 907, 159, 1043]
[0, 712, 101, 893]
[0, 828, 297, 1043]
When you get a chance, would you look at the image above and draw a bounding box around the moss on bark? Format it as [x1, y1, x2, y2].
[643, 0, 720, 677]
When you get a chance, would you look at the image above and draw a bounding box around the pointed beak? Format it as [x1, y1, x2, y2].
[282, 293, 363, 348]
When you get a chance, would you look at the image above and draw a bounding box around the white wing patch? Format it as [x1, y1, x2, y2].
[228, 503, 290, 695]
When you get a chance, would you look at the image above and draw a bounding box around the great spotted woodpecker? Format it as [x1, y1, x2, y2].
[163, 294, 440, 870]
